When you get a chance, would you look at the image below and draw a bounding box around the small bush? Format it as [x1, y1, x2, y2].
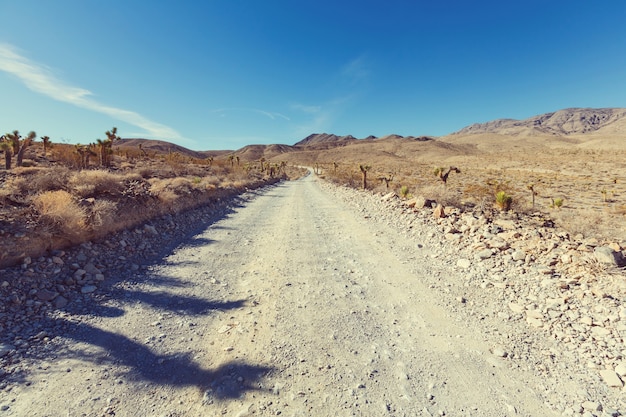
[34, 190, 86, 238]
[88, 199, 118, 228]
[69, 169, 125, 197]
[495, 191, 512, 211]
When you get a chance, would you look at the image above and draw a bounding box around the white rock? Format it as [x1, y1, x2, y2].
[615, 362, 626, 377]
[511, 250, 526, 262]
[456, 259, 471, 269]
[599, 369, 623, 387]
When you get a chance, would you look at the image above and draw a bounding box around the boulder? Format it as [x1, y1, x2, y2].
[433, 204, 446, 219]
[594, 246, 625, 267]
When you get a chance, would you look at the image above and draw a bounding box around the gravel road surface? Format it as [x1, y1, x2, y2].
[1, 173, 568, 416]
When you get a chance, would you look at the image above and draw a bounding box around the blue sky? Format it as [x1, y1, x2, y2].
[1, 1, 625, 150]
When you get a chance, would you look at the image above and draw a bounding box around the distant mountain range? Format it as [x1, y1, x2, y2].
[116, 108, 625, 160]
[450, 107, 626, 136]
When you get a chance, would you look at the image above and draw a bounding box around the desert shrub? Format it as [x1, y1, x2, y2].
[31, 166, 72, 192]
[149, 177, 196, 197]
[88, 199, 118, 228]
[34, 190, 86, 237]
[69, 169, 125, 197]
[551, 197, 564, 209]
[495, 191, 512, 211]
[399, 185, 411, 199]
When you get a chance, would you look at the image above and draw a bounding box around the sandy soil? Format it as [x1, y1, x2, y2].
[1, 173, 573, 416]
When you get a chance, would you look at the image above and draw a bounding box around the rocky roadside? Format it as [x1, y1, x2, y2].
[321, 181, 626, 417]
[0, 183, 279, 400]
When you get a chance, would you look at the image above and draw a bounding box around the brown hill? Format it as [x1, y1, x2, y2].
[233, 144, 296, 161]
[114, 138, 228, 160]
[451, 108, 626, 137]
[294, 133, 358, 146]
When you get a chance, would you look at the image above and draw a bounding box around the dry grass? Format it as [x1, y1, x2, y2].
[69, 169, 127, 197]
[33, 190, 87, 239]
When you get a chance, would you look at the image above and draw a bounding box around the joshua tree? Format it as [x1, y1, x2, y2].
[96, 127, 120, 167]
[527, 183, 538, 209]
[4, 130, 36, 167]
[228, 155, 235, 167]
[377, 173, 394, 189]
[138, 143, 148, 158]
[41, 136, 52, 156]
[74, 144, 96, 169]
[434, 166, 461, 186]
[359, 164, 371, 190]
[0, 138, 11, 170]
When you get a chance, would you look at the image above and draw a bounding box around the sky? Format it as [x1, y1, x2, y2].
[1, 1, 625, 150]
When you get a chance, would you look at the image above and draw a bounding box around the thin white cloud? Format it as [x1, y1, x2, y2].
[209, 107, 290, 121]
[341, 56, 370, 86]
[0, 43, 184, 141]
[290, 103, 322, 114]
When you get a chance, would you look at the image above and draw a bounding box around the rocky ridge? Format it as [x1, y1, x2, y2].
[452, 108, 626, 137]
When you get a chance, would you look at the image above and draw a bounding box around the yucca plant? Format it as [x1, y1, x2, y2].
[495, 190, 512, 211]
[399, 185, 411, 199]
[551, 197, 564, 209]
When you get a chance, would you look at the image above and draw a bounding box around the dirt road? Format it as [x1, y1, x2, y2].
[3, 173, 561, 416]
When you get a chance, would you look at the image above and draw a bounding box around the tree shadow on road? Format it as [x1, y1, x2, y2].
[120, 289, 246, 315]
[53, 320, 273, 399]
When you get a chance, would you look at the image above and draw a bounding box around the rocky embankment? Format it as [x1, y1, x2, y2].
[322, 183, 626, 417]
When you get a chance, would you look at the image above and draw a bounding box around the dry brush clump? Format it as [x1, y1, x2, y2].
[33, 190, 87, 240]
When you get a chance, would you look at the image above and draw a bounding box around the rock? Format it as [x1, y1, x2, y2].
[456, 259, 471, 269]
[591, 326, 611, 338]
[433, 204, 446, 219]
[508, 303, 525, 314]
[511, 250, 526, 262]
[487, 239, 509, 251]
[492, 347, 508, 358]
[54, 296, 69, 309]
[411, 196, 435, 209]
[84, 263, 102, 275]
[36, 289, 58, 302]
[81, 285, 97, 294]
[581, 401, 602, 413]
[600, 370, 624, 388]
[381, 192, 396, 201]
[143, 224, 159, 235]
[0, 343, 15, 357]
[615, 362, 626, 377]
[594, 246, 625, 267]
[476, 249, 493, 260]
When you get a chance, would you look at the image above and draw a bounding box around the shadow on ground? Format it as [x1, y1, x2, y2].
[0, 186, 280, 400]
